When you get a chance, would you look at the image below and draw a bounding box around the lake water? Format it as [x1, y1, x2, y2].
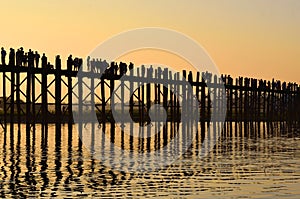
[0, 122, 299, 198]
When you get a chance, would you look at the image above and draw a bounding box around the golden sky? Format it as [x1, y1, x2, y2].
[0, 0, 299, 82]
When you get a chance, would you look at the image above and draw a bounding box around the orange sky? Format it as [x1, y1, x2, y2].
[0, 0, 299, 83]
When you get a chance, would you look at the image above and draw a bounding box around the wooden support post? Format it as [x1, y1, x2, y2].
[196, 72, 200, 121]
[129, 68, 134, 150]
[10, 71, 15, 131]
[110, 78, 115, 123]
[110, 76, 115, 143]
[244, 78, 249, 122]
[16, 71, 20, 126]
[141, 74, 145, 124]
[55, 56, 62, 125]
[229, 77, 233, 122]
[257, 81, 262, 121]
[101, 77, 105, 123]
[137, 68, 142, 123]
[26, 66, 31, 130]
[182, 70, 187, 122]
[271, 80, 275, 121]
[119, 75, 125, 147]
[68, 70, 73, 125]
[78, 68, 83, 139]
[3, 72, 7, 129]
[31, 73, 36, 125]
[239, 77, 243, 121]
[169, 71, 173, 122]
[200, 72, 205, 122]
[235, 78, 238, 121]
[207, 74, 211, 122]
[129, 68, 134, 121]
[163, 68, 168, 142]
[42, 65, 48, 125]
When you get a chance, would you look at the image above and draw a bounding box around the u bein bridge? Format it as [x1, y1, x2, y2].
[0, 51, 299, 132]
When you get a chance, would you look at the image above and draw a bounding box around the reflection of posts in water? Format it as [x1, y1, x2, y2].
[65, 123, 73, 187]
[9, 128, 16, 194]
[40, 126, 49, 191]
[25, 125, 35, 187]
[54, 126, 62, 191]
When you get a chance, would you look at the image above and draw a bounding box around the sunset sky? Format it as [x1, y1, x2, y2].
[0, 0, 299, 82]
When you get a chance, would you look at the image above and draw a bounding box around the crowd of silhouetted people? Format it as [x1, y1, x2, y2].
[85, 56, 134, 76]
[1, 47, 55, 69]
[0, 47, 136, 76]
[1, 47, 299, 91]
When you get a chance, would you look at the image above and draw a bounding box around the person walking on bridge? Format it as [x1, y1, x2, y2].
[8, 48, 15, 66]
[1, 47, 6, 65]
[35, 51, 40, 68]
[41, 53, 47, 69]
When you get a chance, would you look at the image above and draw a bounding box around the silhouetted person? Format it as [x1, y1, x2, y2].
[47, 62, 53, 69]
[56, 55, 61, 70]
[19, 47, 24, 66]
[8, 48, 15, 66]
[227, 75, 233, 85]
[35, 51, 40, 68]
[78, 58, 83, 71]
[87, 56, 90, 71]
[114, 62, 118, 75]
[119, 62, 127, 76]
[23, 53, 28, 66]
[101, 60, 108, 74]
[141, 65, 146, 77]
[147, 65, 153, 78]
[67, 55, 73, 71]
[96, 59, 102, 73]
[74, 57, 79, 71]
[16, 49, 21, 66]
[28, 49, 34, 68]
[188, 71, 193, 83]
[108, 62, 115, 77]
[129, 62, 134, 70]
[41, 53, 47, 69]
[1, 47, 6, 65]
[157, 67, 162, 78]
[90, 58, 95, 73]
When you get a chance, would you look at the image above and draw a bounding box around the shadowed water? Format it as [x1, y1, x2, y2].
[0, 122, 299, 198]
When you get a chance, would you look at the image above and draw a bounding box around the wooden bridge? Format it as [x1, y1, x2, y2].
[0, 55, 299, 132]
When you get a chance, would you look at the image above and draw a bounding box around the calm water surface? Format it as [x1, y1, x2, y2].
[0, 122, 299, 198]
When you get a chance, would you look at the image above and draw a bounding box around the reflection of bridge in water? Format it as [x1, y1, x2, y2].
[0, 121, 299, 197]
[0, 54, 300, 132]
